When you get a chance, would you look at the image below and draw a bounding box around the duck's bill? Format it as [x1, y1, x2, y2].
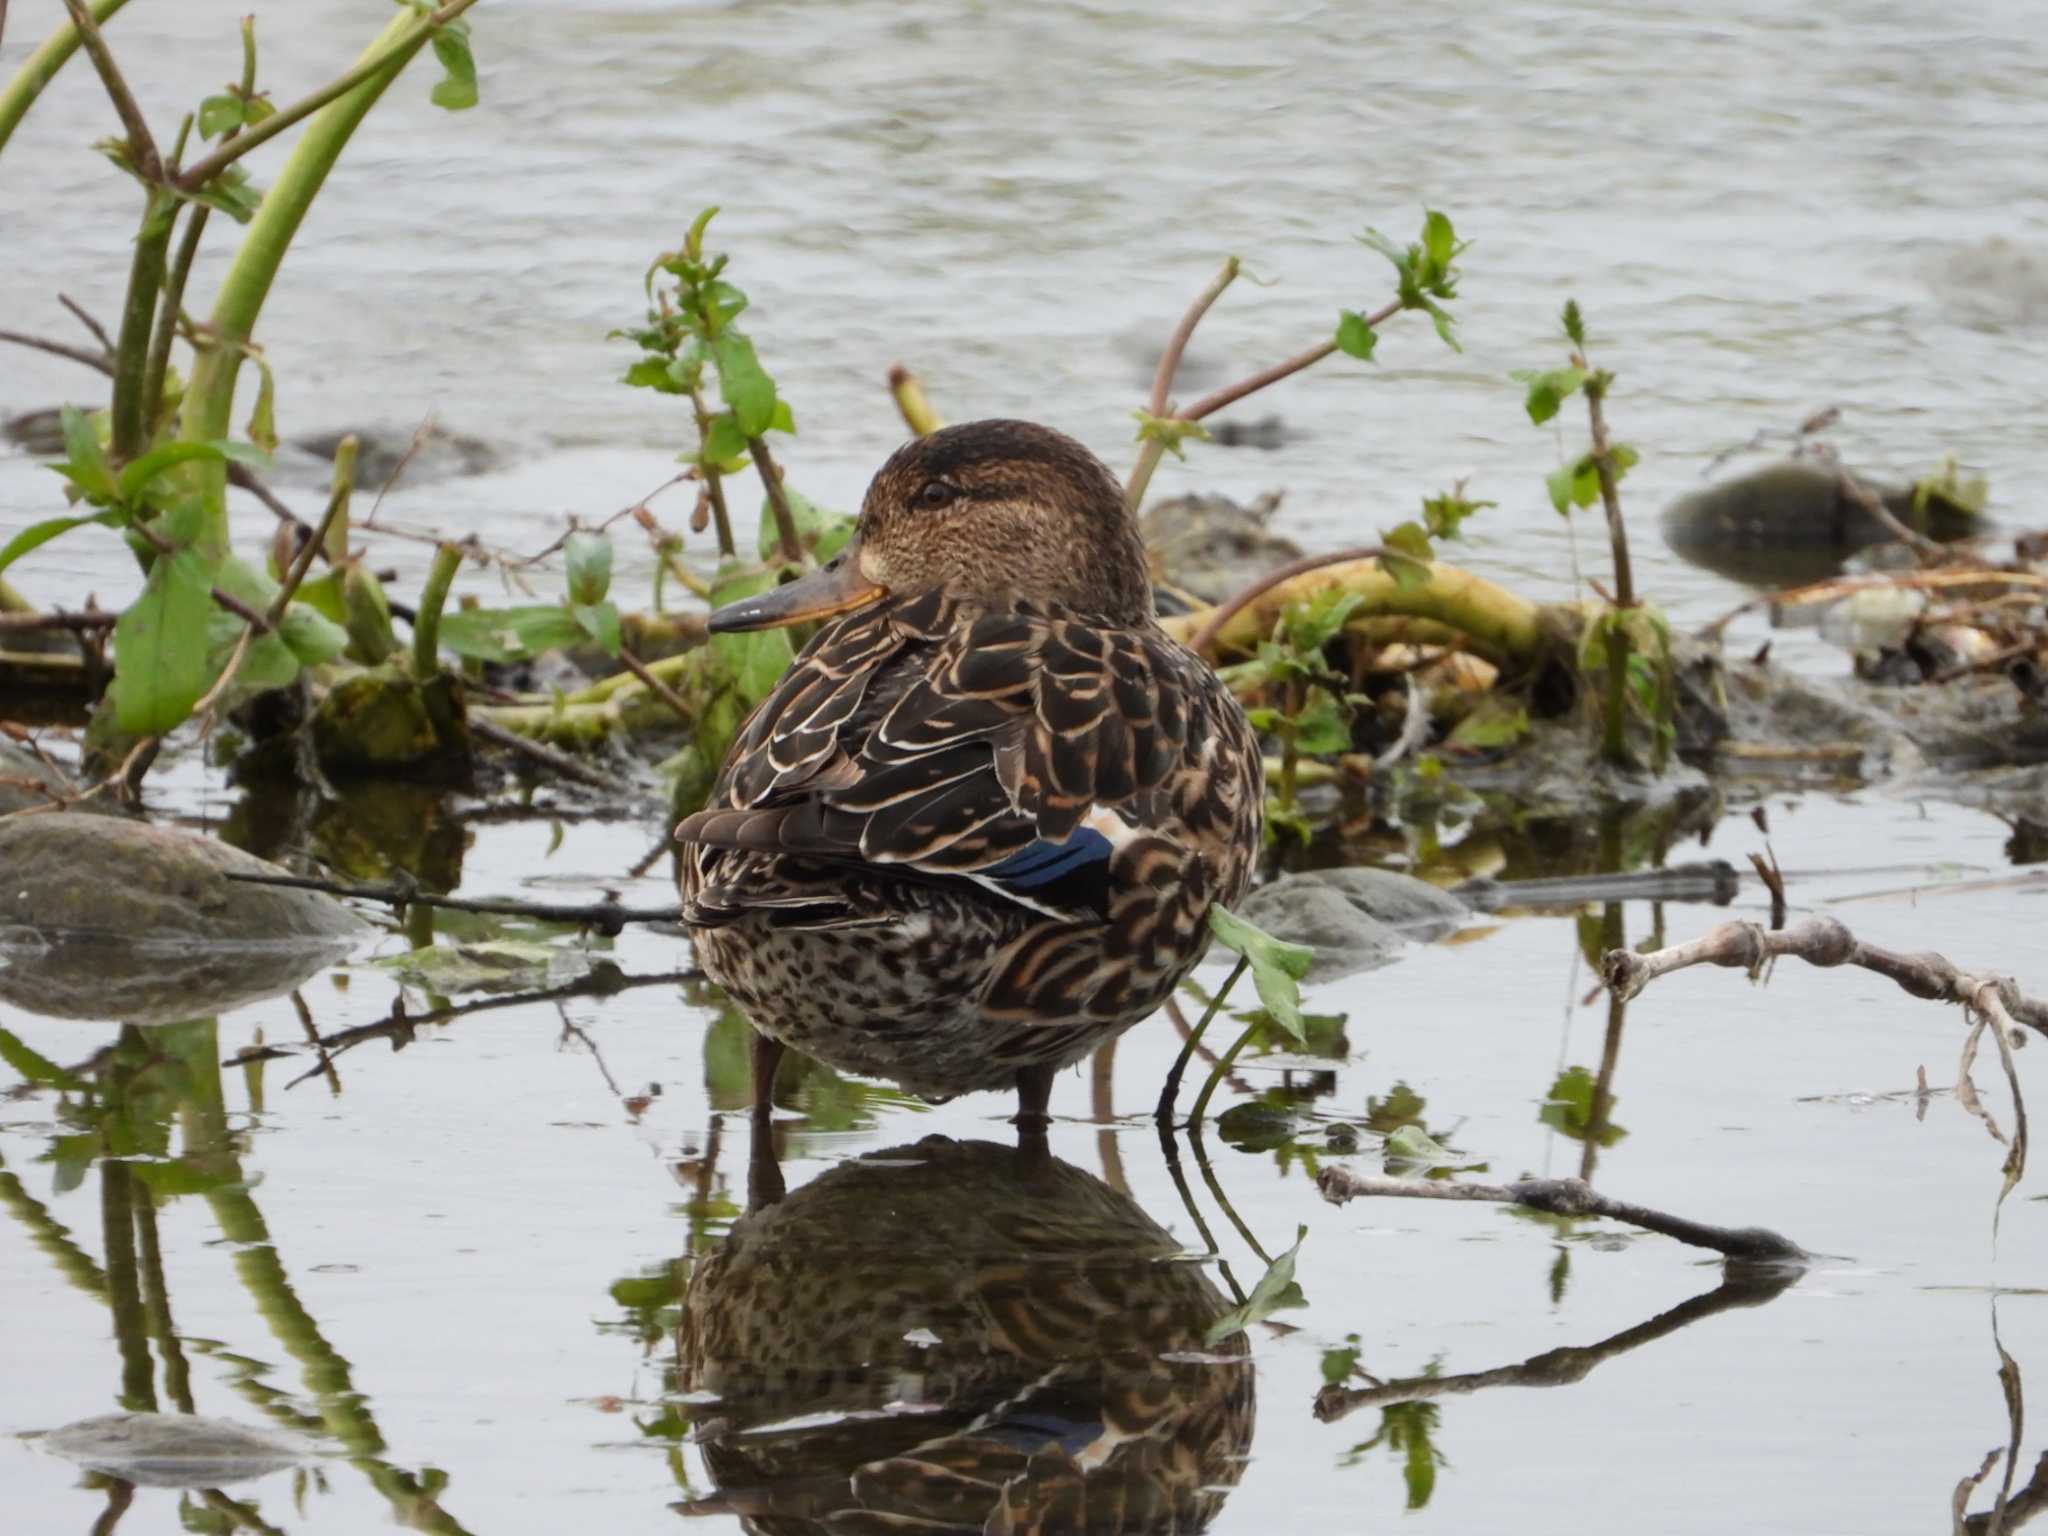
[708, 553, 887, 633]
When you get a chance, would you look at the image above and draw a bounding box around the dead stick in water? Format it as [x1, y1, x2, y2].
[224, 871, 680, 934]
[1316, 1165, 1807, 1263]
[1600, 915, 2047, 1040]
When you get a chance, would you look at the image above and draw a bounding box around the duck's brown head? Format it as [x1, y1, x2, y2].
[709, 420, 1153, 633]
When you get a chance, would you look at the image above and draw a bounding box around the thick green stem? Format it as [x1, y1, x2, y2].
[178, 7, 445, 556]
[0, 0, 132, 161]
[1189, 1016, 1261, 1129]
[109, 193, 176, 460]
[1155, 955, 1248, 1123]
[140, 198, 213, 442]
[1583, 371, 1637, 767]
[412, 542, 462, 679]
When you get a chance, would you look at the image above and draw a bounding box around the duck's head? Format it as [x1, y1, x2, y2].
[708, 420, 1153, 634]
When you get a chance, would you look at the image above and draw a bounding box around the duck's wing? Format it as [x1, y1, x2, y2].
[676, 591, 1246, 924]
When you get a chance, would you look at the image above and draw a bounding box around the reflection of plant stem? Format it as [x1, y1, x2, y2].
[88, 1478, 133, 1536]
[1580, 901, 1627, 1184]
[100, 1157, 156, 1411]
[133, 1192, 196, 1412]
[1154, 1120, 1245, 1306]
[1313, 1268, 1797, 1423]
[1191, 1131, 1274, 1266]
[198, 1486, 287, 1535]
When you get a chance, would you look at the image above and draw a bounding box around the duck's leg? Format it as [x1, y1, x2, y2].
[1012, 1062, 1055, 1131]
[747, 1031, 787, 1209]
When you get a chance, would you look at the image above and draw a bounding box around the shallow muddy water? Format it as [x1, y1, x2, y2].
[5, 2, 2048, 1533]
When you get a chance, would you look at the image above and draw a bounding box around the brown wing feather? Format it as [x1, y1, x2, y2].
[675, 594, 1221, 906]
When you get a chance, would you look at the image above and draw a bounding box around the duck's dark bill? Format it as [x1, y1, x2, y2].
[709, 555, 887, 633]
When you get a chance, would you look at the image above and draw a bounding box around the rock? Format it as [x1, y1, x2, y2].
[291, 424, 497, 484]
[1238, 868, 1466, 983]
[1142, 491, 1302, 603]
[39, 1412, 311, 1488]
[0, 813, 367, 1024]
[1208, 415, 1289, 451]
[1662, 459, 1985, 587]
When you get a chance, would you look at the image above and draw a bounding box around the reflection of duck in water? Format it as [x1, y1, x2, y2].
[675, 421, 1263, 1127]
[676, 1136, 1255, 1533]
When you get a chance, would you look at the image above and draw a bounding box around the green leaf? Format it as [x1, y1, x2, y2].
[0, 514, 112, 578]
[564, 531, 613, 605]
[570, 601, 622, 656]
[1420, 488, 1492, 541]
[1538, 1065, 1626, 1147]
[701, 412, 748, 466]
[1545, 455, 1601, 517]
[277, 604, 348, 666]
[768, 397, 796, 435]
[0, 1026, 88, 1090]
[1514, 365, 1585, 425]
[1561, 298, 1586, 348]
[1376, 550, 1431, 592]
[684, 205, 718, 262]
[710, 560, 795, 703]
[621, 357, 684, 394]
[1206, 905, 1312, 1042]
[1131, 409, 1210, 460]
[1608, 442, 1641, 482]
[428, 27, 479, 110]
[1421, 209, 1456, 275]
[177, 163, 262, 223]
[1383, 1124, 1458, 1171]
[710, 330, 777, 437]
[753, 486, 847, 562]
[701, 279, 749, 327]
[1283, 589, 1367, 655]
[241, 94, 275, 128]
[1320, 1344, 1361, 1387]
[246, 358, 279, 454]
[116, 439, 271, 503]
[209, 607, 300, 691]
[1205, 1226, 1307, 1343]
[1445, 700, 1529, 751]
[1290, 687, 1351, 755]
[112, 547, 217, 734]
[1334, 309, 1378, 362]
[436, 605, 590, 662]
[198, 93, 244, 140]
[58, 406, 116, 502]
[1383, 519, 1433, 564]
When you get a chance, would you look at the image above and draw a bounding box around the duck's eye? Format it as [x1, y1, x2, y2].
[914, 480, 957, 510]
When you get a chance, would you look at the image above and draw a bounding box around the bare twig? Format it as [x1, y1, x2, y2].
[60, 0, 161, 184]
[1187, 545, 1391, 658]
[1147, 257, 1240, 419]
[615, 648, 693, 726]
[1317, 1165, 1807, 1263]
[469, 716, 619, 790]
[0, 610, 117, 634]
[1181, 297, 1402, 425]
[0, 329, 114, 374]
[222, 870, 679, 935]
[58, 294, 114, 354]
[1601, 916, 2048, 1038]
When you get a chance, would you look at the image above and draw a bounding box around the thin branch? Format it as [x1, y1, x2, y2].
[615, 647, 694, 726]
[0, 610, 117, 634]
[469, 716, 620, 791]
[1181, 297, 1402, 425]
[222, 870, 680, 935]
[0, 328, 113, 374]
[1602, 916, 2048, 1039]
[1317, 1165, 1807, 1263]
[58, 294, 114, 354]
[1187, 544, 1391, 657]
[1149, 257, 1239, 417]
[747, 436, 803, 565]
[60, 0, 160, 184]
[173, 0, 482, 192]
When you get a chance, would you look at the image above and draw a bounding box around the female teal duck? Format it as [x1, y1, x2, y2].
[675, 420, 1263, 1124]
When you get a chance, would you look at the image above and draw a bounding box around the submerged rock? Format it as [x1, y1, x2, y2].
[39, 1412, 312, 1488]
[0, 813, 367, 1024]
[1239, 868, 1467, 983]
[1663, 459, 1986, 587]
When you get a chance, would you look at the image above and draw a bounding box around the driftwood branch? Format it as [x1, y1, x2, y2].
[1601, 915, 2047, 1040]
[223, 871, 680, 936]
[1317, 1165, 1807, 1263]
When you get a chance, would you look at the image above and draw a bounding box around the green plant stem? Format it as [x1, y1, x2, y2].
[1155, 956, 1249, 1123]
[58, 0, 159, 182]
[179, 5, 457, 557]
[174, 0, 480, 193]
[108, 195, 174, 459]
[687, 386, 737, 558]
[1126, 255, 1239, 509]
[748, 436, 803, 564]
[887, 362, 943, 436]
[140, 201, 209, 440]
[0, 0, 131, 161]
[1583, 370, 1635, 767]
[1188, 1016, 1261, 1130]
[412, 541, 462, 679]
[1279, 675, 1301, 811]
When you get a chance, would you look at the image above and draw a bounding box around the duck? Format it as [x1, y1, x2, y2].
[675, 419, 1263, 1128]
